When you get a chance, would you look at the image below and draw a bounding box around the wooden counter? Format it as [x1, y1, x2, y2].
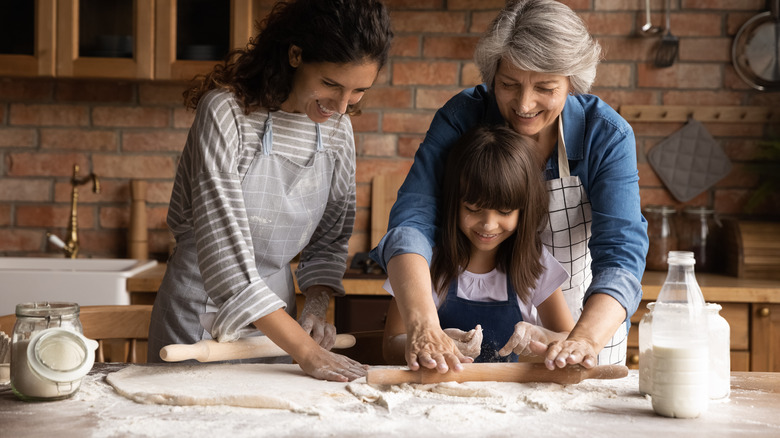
[128, 265, 780, 372]
[127, 264, 780, 301]
[2, 364, 779, 437]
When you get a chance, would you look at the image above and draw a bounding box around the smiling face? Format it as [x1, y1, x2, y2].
[458, 201, 519, 269]
[280, 46, 379, 123]
[493, 58, 570, 148]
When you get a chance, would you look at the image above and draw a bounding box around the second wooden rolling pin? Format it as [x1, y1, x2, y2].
[160, 334, 356, 362]
[366, 362, 629, 385]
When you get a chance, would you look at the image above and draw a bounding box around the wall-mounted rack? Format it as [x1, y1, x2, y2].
[619, 105, 780, 123]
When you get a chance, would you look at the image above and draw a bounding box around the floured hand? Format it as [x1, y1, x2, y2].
[299, 287, 337, 349]
[443, 325, 483, 359]
[298, 348, 368, 382]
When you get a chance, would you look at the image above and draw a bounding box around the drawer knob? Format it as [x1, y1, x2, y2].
[629, 354, 639, 364]
[759, 307, 770, 317]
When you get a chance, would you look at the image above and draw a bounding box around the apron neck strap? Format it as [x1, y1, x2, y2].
[263, 112, 324, 153]
[556, 116, 570, 178]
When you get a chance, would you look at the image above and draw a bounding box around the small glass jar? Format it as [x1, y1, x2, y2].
[707, 303, 730, 400]
[638, 302, 654, 396]
[10, 302, 98, 401]
[643, 205, 678, 271]
[678, 207, 721, 273]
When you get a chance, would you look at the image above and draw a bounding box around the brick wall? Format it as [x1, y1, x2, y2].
[1, 0, 779, 260]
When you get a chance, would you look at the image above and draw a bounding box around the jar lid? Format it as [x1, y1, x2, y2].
[15, 302, 80, 318]
[642, 205, 677, 214]
[667, 250, 696, 265]
[26, 328, 98, 383]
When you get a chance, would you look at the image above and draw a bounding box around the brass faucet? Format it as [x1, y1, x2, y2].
[48, 164, 100, 258]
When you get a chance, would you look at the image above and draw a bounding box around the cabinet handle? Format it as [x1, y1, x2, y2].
[629, 354, 639, 364]
[758, 307, 770, 317]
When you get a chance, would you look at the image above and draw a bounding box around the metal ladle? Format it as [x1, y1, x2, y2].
[640, 0, 663, 36]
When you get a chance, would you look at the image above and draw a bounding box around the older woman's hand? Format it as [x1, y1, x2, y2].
[530, 337, 599, 369]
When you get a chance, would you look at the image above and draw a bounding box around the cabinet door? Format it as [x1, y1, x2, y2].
[56, 0, 154, 79]
[751, 304, 780, 372]
[154, 0, 253, 80]
[0, 0, 56, 76]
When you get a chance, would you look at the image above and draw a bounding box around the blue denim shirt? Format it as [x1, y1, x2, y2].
[369, 84, 648, 322]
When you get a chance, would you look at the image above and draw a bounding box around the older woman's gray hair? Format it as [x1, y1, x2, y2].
[475, 0, 601, 95]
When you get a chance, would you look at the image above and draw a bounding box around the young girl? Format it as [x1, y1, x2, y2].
[148, 0, 393, 382]
[382, 125, 574, 364]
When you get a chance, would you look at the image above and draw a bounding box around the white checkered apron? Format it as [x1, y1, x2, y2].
[540, 118, 628, 365]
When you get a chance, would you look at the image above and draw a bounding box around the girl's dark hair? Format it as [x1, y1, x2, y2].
[184, 0, 393, 115]
[431, 125, 549, 304]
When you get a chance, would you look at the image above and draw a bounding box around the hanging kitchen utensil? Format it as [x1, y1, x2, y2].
[366, 362, 629, 385]
[654, 0, 679, 67]
[640, 0, 663, 36]
[732, 0, 780, 91]
[647, 118, 732, 202]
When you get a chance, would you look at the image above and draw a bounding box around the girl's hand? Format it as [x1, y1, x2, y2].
[498, 321, 566, 358]
[442, 325, 483, 359]
[406, 322, 473, 372]
[297, 348, 368, 382]
[299, 286, 337, 349]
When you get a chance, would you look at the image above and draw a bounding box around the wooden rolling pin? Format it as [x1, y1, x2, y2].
[366, 362, 628, 385]
[160, 334, 356, 362]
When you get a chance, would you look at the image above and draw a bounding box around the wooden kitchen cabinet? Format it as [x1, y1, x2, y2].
[154, 0, 255, 80]
[57, 0, 155, 79]
[1, 0, 261, 80]
[751, 303, 780, 372]
[0, 0, 56, 77]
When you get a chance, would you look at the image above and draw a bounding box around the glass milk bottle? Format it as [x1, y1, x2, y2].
[706, 303, 730, 400]
[651, 251, 709, 418]
[638, 302, 654, 396]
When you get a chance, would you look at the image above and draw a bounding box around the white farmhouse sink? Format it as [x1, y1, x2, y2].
[0, 258, 158, 316]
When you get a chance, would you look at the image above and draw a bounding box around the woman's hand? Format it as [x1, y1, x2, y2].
[532, 337, 598, 369]
[297, 348, 368, 382]
[532, 294, 626, 369]
[442, 325, 482, 359]
[299, 286, 337, 349]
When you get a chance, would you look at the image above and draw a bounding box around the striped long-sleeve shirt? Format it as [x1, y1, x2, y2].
[163, 89, 356, 343]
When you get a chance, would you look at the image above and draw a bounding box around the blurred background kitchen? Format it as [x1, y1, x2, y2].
[0, 0, 778, 263]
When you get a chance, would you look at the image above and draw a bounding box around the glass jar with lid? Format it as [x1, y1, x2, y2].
[678, 206, 722, 273]
[10, 302, 98, 401]
[642, 205, 678, 271]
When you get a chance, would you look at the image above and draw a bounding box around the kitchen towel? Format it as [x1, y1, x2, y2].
[647, 118, 732, 202]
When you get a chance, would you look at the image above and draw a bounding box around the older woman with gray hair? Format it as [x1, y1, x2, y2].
[370, 0, 647, 372]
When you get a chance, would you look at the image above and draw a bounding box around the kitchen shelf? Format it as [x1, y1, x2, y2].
[619, 105, 780, 123]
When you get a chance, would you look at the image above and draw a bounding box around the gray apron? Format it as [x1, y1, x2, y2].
[149, 112, 334, 361]
[540, 118, 628, 365]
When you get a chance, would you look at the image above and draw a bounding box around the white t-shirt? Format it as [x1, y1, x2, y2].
[383, 246, 570, 326]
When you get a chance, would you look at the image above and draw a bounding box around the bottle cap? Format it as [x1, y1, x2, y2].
[26, 328, 98, 383]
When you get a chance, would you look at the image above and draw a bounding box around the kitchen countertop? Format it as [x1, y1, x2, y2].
[128, 263, 780, 302]
[1, 364, 778, 437]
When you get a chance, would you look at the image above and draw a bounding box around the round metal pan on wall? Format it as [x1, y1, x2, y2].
[732, 0, 780, 91]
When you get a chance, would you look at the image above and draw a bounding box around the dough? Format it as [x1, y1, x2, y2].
[107, 363, 361, 413]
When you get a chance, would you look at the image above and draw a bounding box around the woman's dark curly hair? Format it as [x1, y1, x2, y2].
[184, 0, 393, 116]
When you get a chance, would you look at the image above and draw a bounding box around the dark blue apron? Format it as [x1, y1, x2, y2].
[437, 275, 522, 363]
